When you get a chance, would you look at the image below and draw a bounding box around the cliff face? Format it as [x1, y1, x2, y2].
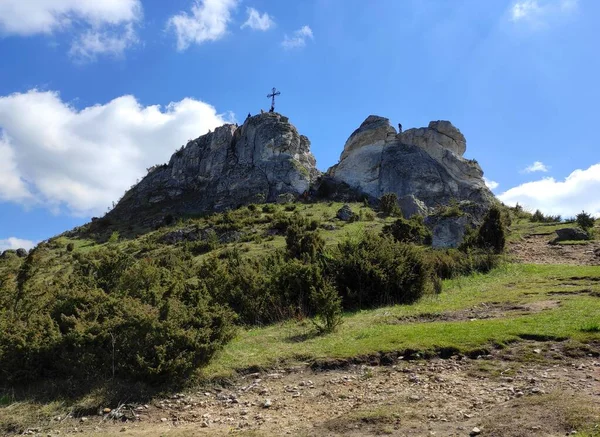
[106, 112, 319, 228]
[102, 112, 495, 247]
[327, 116, 494, 211]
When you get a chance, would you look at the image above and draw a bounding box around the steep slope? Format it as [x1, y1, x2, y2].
[103, 112, 319, 231]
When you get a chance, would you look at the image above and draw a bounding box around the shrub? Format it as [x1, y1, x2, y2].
[330, 232, 431, 309]
[268, 259, 323, 321]
[286, 218, 325, 261]
[284, 204, 297, 212]
[379, 193, 401, 217]
[475, 206, 506, 253]
[383, 216, 432, 245]
[108, 230, 120, 244]
[310, 280, 343, 334]
[436, 199, 463, 218]
[66, 242, 75, 252]
[262, 204, 277, 213]
[363, 210, 376, 221]
[530, 209, 561, 223]
[424, 249, 499, 280]
[576, 211, 595, 231]
[0, 250, 236, 383]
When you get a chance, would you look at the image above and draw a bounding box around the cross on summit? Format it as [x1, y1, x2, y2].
[267, 87, 280, 113]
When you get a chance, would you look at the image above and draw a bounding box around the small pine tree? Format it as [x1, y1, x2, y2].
[310, 280, 343, 334]
[477, 206, 506, 253]
[576, 211, 595, 231]
[380, 193, 401, 217]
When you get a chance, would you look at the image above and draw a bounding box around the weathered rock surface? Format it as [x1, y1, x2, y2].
[94, 112, 495, 247]
[105, 112, 319, 229]
[336, 204, 357, 222]
[328, 116, 494, 210]
[551, 227, 590, 244]
[398, 194, 429, 218]
[425, 214, 471, 249]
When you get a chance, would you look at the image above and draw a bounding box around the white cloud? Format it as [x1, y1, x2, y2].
[498, 163, 600, 218]
[0, 90, 231, 217]
[0, 137, 32, 203]
[241, 7, 274, 31]
[510, 0, 578, 26]
[0, 0, 142, 60]
[483, 177, 499, 190]
[167, 0, 239, 51]
[0, 237, 36, 252]
[282, 25, 313, 50]
[522, 161, 549, 173]
[69, 23, 139, 61]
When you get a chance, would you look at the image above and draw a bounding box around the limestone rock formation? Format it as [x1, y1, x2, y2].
[327, 116, 496, 248]
[328, 116, 494, 210]
[105, 112, 318, 229]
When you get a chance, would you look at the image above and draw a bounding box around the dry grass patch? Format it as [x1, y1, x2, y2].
[480, 391, 600, 437]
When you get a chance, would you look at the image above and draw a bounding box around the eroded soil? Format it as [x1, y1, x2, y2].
[11, 342, 600, 437]
[509, 235, 600, 266]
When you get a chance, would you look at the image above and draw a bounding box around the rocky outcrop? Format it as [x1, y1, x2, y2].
[398, 195, 429, 219]
[424, 214, 470, 249]
[95, 112, 495, 248]
[328, 116, 494, 210]
[336, 204, 357, 222]
[551, 227, 590, 244]
[105, 112, 319, 229]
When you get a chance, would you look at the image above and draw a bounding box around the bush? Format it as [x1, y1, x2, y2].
[576, 211, 595, 231]
[424, 249, 499, 280]
[108, 230, 120, 244]
[379, 193, 401, 217]
[262, 204, 277, 213]
[285, 215, 325, 261]
[0, 249, 236, 383]
[530, 209, 561, 223]
[383, 216, 432, 245]
[436, 200, 463, 218]
[66, 242, 75, 252]
[310, 280, 343, 334]
[330, 232, 431, 309]
[475, 206, 506, 253]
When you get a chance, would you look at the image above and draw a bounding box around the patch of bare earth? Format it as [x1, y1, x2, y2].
[10, 343, 599, 437]
[390, 300, 561, 324]
[509, 235, 600, 265]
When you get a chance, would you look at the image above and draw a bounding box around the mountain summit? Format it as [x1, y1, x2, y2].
[106, 112, 319, 229]
[100, 112, 495, 246]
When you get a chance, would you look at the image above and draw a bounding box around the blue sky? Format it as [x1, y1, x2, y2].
[1, 0, 599, 250]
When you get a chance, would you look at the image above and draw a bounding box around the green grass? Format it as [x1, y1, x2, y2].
[508, 217, 600, 243]
[202, 263, 600, 379]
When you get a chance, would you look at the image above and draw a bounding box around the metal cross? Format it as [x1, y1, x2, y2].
[267, 87, 281, 112]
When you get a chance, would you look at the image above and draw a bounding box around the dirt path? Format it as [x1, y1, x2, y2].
[16, 342, 599, 437]
[509, 235, 600, 265]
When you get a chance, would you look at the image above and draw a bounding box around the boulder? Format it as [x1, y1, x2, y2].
[16, 248, 28, 257]
[327, 116, 494, 215]
[336, 204, 357, 221]
[551, 227, 590, 243]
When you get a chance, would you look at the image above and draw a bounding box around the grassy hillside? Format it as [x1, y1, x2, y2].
[1, 200, 599, 435]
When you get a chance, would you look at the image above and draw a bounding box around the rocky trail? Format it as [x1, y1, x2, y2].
[509, 235, 600, 266]
[15, 342, 600, 437]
